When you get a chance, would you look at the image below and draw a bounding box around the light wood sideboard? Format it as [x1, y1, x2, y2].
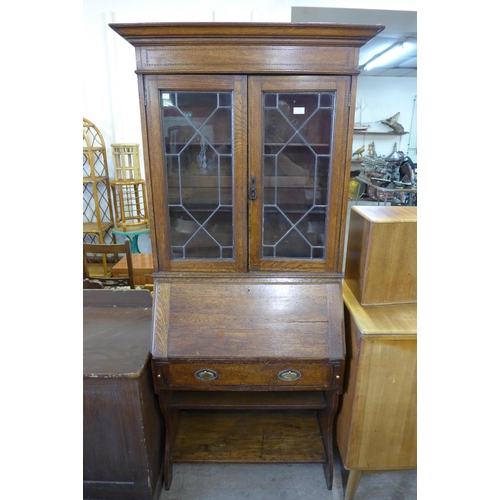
[336, 281, 417, 500]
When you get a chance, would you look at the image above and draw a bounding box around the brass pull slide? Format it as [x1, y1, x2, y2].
[278, 369, 301, 382]
[194, 369, 218, 381]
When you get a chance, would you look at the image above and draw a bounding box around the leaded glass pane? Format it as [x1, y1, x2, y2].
[162, 91, 234, 260]
[262, 92, 334, 259]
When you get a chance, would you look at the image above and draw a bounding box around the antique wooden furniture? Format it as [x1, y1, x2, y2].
[83, 240, 136, 288]
[344, 206, 417, 305]
[83, 290, 164, 500]
[150, 277, 345, 490]
[110, 22, 383, 491]
[83, 118, 116, 252]
[337, 281, 417, 500]
[112, 253, 154, 286]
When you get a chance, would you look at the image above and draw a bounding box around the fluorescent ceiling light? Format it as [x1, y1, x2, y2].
[364, 43, 411, 71]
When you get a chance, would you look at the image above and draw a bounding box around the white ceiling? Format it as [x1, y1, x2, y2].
[291, 7, 417, 77]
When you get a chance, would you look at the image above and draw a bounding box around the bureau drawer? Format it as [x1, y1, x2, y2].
[153, 360, 342, 390]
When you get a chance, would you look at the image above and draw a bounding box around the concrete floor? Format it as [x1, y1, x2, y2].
[159, 444, 417, 499]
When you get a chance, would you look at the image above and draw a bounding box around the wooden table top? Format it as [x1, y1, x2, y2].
[112, 253, 153, 272]
[83, 289, 153, 377]
[342, 281, 417, 337]
[351, 205, 417, 223]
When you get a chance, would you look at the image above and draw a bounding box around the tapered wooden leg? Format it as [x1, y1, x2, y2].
[164, 457, 173, 490]
[158, 391, 179, 491]
[345, 469, 362, 500]
[319, 390, 339, 490]
[322, 461, 333, 490]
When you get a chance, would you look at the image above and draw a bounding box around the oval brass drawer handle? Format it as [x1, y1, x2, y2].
[194, 369, 218, 381]
[278, 369, 301, 382]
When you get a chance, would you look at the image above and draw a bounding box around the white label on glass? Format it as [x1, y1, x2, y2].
[293, 107, 305, 115]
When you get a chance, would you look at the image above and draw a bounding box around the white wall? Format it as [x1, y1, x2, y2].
[83, 0, 416, 252]
[352, 77, 417, 159]
[83, 0, 417, 178]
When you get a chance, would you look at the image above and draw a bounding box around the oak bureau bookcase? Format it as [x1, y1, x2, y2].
[110, 22, 383, 491]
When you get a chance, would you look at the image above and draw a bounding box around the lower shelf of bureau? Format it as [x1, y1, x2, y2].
[170, 391, 328, 463]
[160, 389, 337, 490]
[172, 409, 327, 463]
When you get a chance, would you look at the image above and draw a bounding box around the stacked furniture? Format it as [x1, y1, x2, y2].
[110, 22, 383, 492]
[338, 205, 417, 500]
[83, 290, 164, 500]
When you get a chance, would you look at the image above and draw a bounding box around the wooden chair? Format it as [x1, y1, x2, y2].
[83, 240, 136, 289]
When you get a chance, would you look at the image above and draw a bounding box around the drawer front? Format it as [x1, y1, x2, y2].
[154, 361, 341, 389]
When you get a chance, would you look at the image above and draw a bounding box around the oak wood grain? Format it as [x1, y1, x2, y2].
[172, 410, 327, 463]
[151, 280, 344, 361]
[336, 282, 417, 471]
[345, 206, 417, 305]
[109, 23, 383, 492]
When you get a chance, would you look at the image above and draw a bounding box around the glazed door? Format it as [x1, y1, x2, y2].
[144, 74, 352, 273]
[248, 76, 352, 272]
[144, 75, 248, 272]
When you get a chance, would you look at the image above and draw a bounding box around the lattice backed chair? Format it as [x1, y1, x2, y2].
[83, 240, 136, 289]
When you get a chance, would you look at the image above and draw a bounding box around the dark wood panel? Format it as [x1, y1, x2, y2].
[136, 45, 358, 74]
[83, 291, 163, 500]
[163, 362, 332, 388]
[83, 373, 164, 500]
[164, 282, 331, 359]
[170, 390, 328, 409]
[109, 22, 384, 44]
[172, 410, 327, 462]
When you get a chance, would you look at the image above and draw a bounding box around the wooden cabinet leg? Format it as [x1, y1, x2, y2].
[158, 391, 179, 491]
[345, 469, 362, 500]
[319, 390, 338, 490]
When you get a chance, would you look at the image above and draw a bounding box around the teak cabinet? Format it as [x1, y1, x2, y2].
[344, 206, 417, 305]
[110, 22, 383, 492]
[337, 282, 417, 500]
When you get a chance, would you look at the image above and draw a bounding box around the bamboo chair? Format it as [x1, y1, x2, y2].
[83, 240, 136, 289]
